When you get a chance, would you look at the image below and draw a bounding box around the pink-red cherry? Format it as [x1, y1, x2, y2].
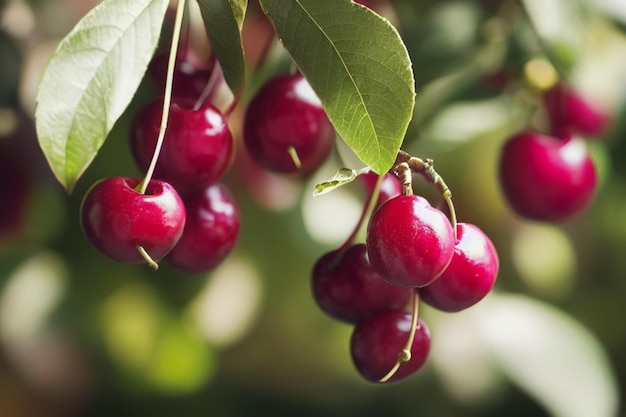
[418, 223, 499, 312]
[358, 171, 402, 209]
[243, 73, 335, 174]
[130, 96, 233, 193]
[311, 244, 412, 324]
[350, 310, 430, 383]
[166, 183, 240, 273]
[366, 195, 455, 288]
[499, 130, 597, 221]
[543, 83, 608, 138]
[148, 51, 214, 101]
[80, 177, 186, 264]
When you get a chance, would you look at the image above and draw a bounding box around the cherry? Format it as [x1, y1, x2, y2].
[80, 177, 186, 265]
[543, 83, 608, 138]
[366, 195, 455, 288]
[499, 130, 597, 221]
[129, 96, 234, 193]
[350, 310, 430, 383]
[148, 50, 215, 102]
[311, 243, 412, 324]
[418, 223, 499, 312]
[243, 73, 335, 174]
[358, 171, 402, 209]
[166, 183, 240, 273]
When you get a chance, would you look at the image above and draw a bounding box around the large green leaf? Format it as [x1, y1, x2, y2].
[259, 0, 415, 174]
[35, 0, 169, 192]
[196, 0, 247, 95]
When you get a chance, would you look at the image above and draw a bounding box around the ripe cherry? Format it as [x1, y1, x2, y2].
[499, 130, 597, 221]
[418, 223, 499, 312]
[350, 310, 430, 383]
[148, 50, 215, 102]
[130, 96, 234, 193]
[80, 177, 186, 265]
[358, 171, 402, 209]
[166, 183, 240, 273]
[543, 83, 608, 138]
[311, 244, 412, 324]
[366, 195, 455, 288]
[243, 73, 335, 174]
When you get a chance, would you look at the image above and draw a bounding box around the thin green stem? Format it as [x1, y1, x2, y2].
[137, 0, 187, 194]
[379, 291, 421, 383]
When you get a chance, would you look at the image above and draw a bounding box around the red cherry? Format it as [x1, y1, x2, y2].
[311, 244, 412, 324]
[499, 130, 597, 221]
[366, 195, 455, 288]
[80, 177, 186, 264]
[148, 51, 215, 102]
[350, 310, 430, 383]
[243, 73, 335, 174]
[358, 171, 402, 209]
[543, 83, 609, 138]
[418, 223, 499, 312]
[129, 96, 234, 193]
[166, 183, 240, 273]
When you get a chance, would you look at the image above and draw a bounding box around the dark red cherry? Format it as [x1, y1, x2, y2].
[166, 183, 240, 273]
[499, 130, 597, 221]
[418, 223, 499, 312]
[80, 177, 186, 264]
[311, 244, 412, 323]
[543, 83, 609, 137]
[358, 171, 402, 209]
[243, 73, 335, 174]
[366, 195, 455, 288]
[130, 96, 234, 193]
[148, 51, 214, 101]
[350, 310, 430, 383]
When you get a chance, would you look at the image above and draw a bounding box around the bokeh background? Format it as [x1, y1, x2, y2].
[1, 0, 626, 416]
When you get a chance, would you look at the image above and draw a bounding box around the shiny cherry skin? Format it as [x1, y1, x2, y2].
[130, 96, 233, 193]
[358, 171, 402, 209]
[418, 223, 499, 312]
[166, 183, 240, 273]
[243, 73, 335, 174]
[543, 83, 608, 137]
[80, 177, 186, 264]
[499, 130, 597, 221]
[311, 244, 412, 324]
[148, 51, 214, 101]
[366, 195, 455, 288]
[350, 310, 430, 383]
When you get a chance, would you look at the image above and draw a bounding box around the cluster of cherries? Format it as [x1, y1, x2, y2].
[312, 153, 499, 383]
[499, 82, 606, 222]
[80, 51, 240, 273]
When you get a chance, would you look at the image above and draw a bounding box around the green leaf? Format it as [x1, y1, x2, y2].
[196, 0, 247, 95]
[35, 0, 169, 192]
[476, 293, 618, 417]
[313, 167, 367, 196]
[259, 0, 415, 174]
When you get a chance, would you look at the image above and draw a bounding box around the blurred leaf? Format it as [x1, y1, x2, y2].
[34, 0, 169, 192]
[260, 0, 415, 174]
[521, 0, 590, 72]
[196, 0, 247, 95]
[313, 167, 368, 196]
[474, 293, 619, 417]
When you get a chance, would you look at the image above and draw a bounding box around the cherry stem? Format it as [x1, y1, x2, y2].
[192, 55, 219, 111]
[287, 146, 303, 170]
[334, 170, 384, 260]
[136, 245, 159, 270]
[394, 151, 458, 240]
[136, 0, 187, 195]
[379, 291, 421, 383]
